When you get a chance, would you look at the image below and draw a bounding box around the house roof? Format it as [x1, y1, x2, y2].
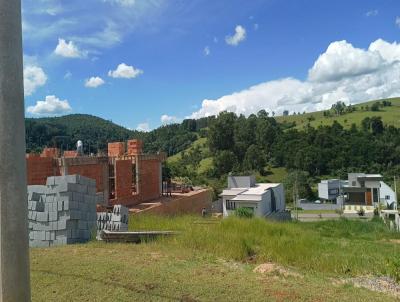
[221, 183, 281, 201]
[221, 188, 247, 196]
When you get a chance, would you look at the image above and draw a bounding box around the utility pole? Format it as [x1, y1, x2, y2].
[0, 0, 31, 300]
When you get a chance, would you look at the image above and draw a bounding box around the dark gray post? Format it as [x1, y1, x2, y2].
[0, 0, 31, 301]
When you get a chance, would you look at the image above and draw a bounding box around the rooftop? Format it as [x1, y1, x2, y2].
[221, 183, 281, 197]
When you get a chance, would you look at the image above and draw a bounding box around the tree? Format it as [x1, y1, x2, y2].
[214, 150, 238, 176]
[370, 116, 384, 135]
[371, 102, 380, 112]
[283, 171, 314, 203]
[243, 145, 266, 173]
[361, 117, 371, 132]
[382, 100, 392, 107]
[208, 111, 236, 152]
[331, 101, 346, 116]
[283, 110, 289, 116]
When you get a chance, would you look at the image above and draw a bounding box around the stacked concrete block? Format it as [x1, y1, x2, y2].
[97, 205, 129, 234]
[27, 175, 98, 247]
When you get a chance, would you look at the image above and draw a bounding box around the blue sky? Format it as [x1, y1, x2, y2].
[23, 0, 400, 130]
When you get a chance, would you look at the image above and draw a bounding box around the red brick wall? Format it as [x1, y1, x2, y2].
[68, 164, 105, 192]
[115, 160, 132, 200]
[26, 157, 59, 185]
[63, 151, 78, 158]
[108, 142, 125, 157]
[138, 159, 161, 202]
[41, 148, 59, 158]
[127, 139, 143, 155]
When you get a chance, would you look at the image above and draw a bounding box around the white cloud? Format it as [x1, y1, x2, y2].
[254, 23, 259, 30]
[225, 25, 246, 46]
[308, 40, 384, 82]
[64, 71, 72, 79]
[396, 17, 400, 28]
[54, 38, 85, 58]
[105, 0, 136, 7]
[85, 76, 105, 88]
[189, 38, 400, 119]
[366, 10, 378, 17]
[24, 65, 47, 96]
[136, 122, 150, 132]
[108, 63, 143, 79]
[368, 39, 400, 63]
[161, 115, 179, 125]
[27, 95, 72, 115]
[204, 46, 210, 56]
[213, 37, 218, 44]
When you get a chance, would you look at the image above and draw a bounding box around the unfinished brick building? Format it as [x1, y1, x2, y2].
[26, 140, 166, 207]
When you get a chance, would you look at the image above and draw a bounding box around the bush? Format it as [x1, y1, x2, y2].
[371, 102, 380, 112]
[235, 207, 254, 218]
[358, 208, 365, 217]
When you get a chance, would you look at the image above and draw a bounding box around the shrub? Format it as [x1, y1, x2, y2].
[358, 208, 365, 217]
[371, 102, 380, 112]
[235, 207, 254, 218]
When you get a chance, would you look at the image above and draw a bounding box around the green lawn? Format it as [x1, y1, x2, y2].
[261, 167, 288, 183]
[30, 215, 400, 301]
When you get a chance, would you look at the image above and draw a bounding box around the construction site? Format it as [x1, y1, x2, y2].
[26, 139, 212, 214]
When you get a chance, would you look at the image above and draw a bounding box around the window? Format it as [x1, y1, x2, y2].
[352, 181, 356, 186]
[385, 195, 390, 200]
[226, 200, 236, 210]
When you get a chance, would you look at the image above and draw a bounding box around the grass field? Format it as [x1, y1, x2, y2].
[31, 215, 400, 301]
[276, 97, 400, 129]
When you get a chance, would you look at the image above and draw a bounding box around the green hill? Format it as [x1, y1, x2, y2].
[276, 97, 400, 129]
[25, 114, 212, 156]
[165, 97, 400, 197]
[25, 114, 139, 154]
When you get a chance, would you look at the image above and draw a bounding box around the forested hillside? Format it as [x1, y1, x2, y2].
[166, 98, 400, 199]
[26, 98, 400, 201]
[25, 114, 213, 156]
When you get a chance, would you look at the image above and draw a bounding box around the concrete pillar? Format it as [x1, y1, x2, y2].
[0, 0, 31, 301]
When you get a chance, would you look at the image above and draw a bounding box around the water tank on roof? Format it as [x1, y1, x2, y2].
[76, 140, 83, 155]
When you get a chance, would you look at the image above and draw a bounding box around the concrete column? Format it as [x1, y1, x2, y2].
[0, 0, 31, 301]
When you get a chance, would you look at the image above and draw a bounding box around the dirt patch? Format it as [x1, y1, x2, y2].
[253, 263, 302, 278]
[218, 259, 246, 271]
[180, 294, 199, 302]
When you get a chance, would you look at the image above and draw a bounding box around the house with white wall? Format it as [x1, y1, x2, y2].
[220, 176, 285, 217]
[317, 173, 397, 210]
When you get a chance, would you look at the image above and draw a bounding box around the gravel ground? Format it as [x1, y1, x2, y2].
[349, 276, 400, 298]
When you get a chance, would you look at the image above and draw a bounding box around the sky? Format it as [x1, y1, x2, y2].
[22, 0, 400, 131]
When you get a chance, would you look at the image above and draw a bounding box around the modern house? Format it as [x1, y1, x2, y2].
[220, 176, 285, 217]
[317, 173, 397, 210]
[318, 179, 347, 203]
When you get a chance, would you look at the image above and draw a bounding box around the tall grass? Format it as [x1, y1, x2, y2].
[129, 215, 400, 277]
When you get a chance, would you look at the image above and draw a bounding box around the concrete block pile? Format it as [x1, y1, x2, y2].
[27, 175, 97, 247]
[97, 205, 129, 233]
